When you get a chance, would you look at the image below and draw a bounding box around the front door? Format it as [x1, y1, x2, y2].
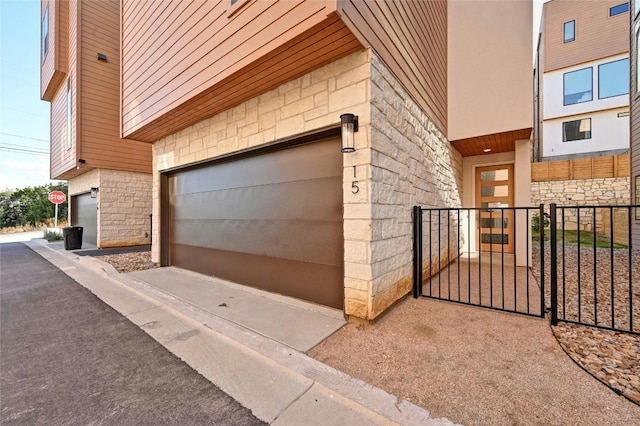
[476, 164, 514, 253]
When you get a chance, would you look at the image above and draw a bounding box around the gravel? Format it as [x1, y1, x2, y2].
[98, 251, 158, 274]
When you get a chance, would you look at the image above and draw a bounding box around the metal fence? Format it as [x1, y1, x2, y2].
[548, 203, 639, 335]
[412, 205, 545, 318]
[413, 203, 640, 335]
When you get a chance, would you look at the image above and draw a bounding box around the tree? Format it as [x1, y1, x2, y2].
[0, 183, 68, 229]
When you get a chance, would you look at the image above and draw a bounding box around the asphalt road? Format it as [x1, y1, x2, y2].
[0, 242, 265, 425]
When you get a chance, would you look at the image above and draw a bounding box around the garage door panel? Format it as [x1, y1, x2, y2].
[168, 137, 343, 309]
[74, 193, 97, 245]
[171, 177, 342, 221]
[171, 218, 343, 265]
[171, 244, 344, 309]
[173, 141, 342, 195]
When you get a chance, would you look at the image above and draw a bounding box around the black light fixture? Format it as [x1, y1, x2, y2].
[90, 187, 99, 198]
[97, 53, 107, 62]
[340, 113, 358, 153]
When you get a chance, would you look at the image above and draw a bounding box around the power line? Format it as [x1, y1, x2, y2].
[0, 147, 49, 156]
[0, 133, 49, 143]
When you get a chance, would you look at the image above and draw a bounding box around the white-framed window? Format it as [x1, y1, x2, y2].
[564, 20, 575, 43]
[563, 67, 592, 105]
[637, 24, 640, 93]
[562, 118, 591, 142]
[599, 58, 629, 99]
[42, 7, 49, 60]
[66, 77, 72, 149]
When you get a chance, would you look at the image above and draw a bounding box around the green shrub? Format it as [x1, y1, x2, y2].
[44, 230, 63, 242]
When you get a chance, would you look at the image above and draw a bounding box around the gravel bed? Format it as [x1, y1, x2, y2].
[532, 246, 640, 405]
[98, 251, 158, 274]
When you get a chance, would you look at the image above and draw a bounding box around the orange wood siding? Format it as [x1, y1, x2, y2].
[338, 0, 447, 134]
[78, 0, 151, 172]
[40, 0, 67, 101]
[121, 0, 360, 142]
[543, 0, 629, 72]
[530, 154, 630, 182]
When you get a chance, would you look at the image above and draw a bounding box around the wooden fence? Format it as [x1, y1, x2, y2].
[531, 154, 629, 182]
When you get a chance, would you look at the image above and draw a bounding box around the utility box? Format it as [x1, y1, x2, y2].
[63, 226, 83, 250]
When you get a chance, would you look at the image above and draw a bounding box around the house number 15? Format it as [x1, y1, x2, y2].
[351, 165, 359, 194]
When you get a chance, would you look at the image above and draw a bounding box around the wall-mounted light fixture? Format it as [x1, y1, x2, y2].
[97, 53, 107, 62]
[90, 187, 99, 198]
[340, 113, 358, 153]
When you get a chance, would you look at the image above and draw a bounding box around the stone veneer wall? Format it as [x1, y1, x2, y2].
[531, 177, 630, 231]
[362, 55, 463, 319]
[69, 169, 152, 247]
[152, 49, 463, 320]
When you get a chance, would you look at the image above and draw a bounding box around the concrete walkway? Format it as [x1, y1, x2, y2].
[26, 239, 455, 425]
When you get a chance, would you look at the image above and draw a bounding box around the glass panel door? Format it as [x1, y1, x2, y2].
[476, 164, 514, 253]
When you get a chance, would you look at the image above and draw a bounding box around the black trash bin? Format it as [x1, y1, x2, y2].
[63, 226, 83, 250]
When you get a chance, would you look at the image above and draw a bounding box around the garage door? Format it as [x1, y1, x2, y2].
[167, 137, 344, 309]
[72, 193, 97, 245]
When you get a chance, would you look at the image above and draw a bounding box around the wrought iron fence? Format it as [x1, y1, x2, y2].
[412, 205, 545, 317]
[412, 203, 640, 334]
[548, 203, 639, 334]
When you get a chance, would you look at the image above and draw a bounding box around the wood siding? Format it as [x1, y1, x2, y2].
[531, 154, 630, 182]
[78, 0, 151, 172]
[50, 0, 78, 180]
[631, 1, 640, 248]
[544, 0, 629, 72]
[338, 0, 447, 134]
[40, 0, 67, 101]
[50, 0, 151, 179]
[121, 0, 360, 142]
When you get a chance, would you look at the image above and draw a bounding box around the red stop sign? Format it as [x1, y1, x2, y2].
[48, 191, 66, 204]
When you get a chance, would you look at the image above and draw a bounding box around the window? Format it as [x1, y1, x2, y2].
[66, 77, 72, 149]
[635, 0, 640, 16]
[564, 20, 575, 43]
[563, 118, 591, 142]
[42, 7, 48, 60]
[564, 67, 592, 105]
[599, 58, 629, 98]
[610, 2, 629, 16]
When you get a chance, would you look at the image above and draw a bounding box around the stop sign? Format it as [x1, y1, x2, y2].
[48, 191, 66, 204]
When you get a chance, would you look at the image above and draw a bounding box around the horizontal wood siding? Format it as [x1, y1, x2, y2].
[122, 0, 358, 141]
[79, 0, 151, 172]
[338, 0, 447, 133]
[544, 0, 629, 72]
[531, 154, 630, 182]
[631, 2, 640, 248]
[50, 0, 78, 179]
[40, 0, 67, 101]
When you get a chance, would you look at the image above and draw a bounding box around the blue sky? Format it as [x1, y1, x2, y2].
[0, 0, 546, 192]
[0, 0, 53, 191]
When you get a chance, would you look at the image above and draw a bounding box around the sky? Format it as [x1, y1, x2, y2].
[0, 0, 547, 192]
[0, 0, 54, 191]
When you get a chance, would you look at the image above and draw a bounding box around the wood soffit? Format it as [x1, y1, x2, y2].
[450, 128, 532, 157]
[127, 14, 362, 143]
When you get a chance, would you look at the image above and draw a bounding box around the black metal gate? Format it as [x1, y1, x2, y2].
[412, 204, 640, 334]
[412, 205, 545, 318]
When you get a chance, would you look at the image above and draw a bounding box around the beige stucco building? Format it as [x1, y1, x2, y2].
[44, 0, 533, 321]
